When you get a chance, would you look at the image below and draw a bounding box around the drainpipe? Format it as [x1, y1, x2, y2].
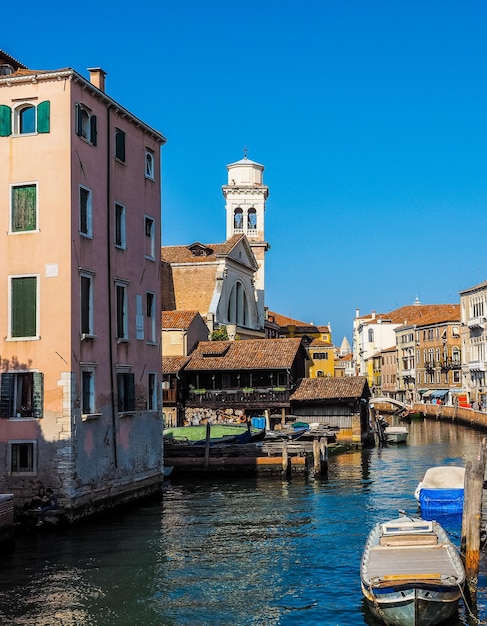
[106, 103, 118, 468]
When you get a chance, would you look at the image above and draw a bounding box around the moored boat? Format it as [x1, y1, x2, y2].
[414, 466, 465, 515]
[360, 515, 465, 626]
[163, 424, 266, 445]
[384, 426, 409, 444]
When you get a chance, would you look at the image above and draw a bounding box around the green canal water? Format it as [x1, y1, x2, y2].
[1, 419, 487, 625]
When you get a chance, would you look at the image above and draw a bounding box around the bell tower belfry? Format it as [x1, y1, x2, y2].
[222, 153, 270, 331]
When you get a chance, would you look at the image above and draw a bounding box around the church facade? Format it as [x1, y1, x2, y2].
[161, 155, 270, 340]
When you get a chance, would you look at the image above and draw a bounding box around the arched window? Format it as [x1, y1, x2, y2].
[19, 105, 35, 134]
[233, 207, 243, 230]
[452, 347, 460, 363]
[247, 207, 257, 229]
[227, 281, 249, 326]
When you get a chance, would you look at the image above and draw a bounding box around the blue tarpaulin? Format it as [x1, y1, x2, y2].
[419, 488, 464, 514]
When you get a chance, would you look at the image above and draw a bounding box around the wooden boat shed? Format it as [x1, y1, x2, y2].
[290, 377, 373, 444]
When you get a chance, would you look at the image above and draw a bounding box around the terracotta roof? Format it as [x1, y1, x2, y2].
[267, 311, 314, 327]
[184, 338, 305, 371]
[162, 356, 191, 374]
[397, 305, 460, 329]
[161, 234, 248, 264]
[360, 304, 459, 327]
[291, 377, 370, 401]
[162, 310, 202, 329]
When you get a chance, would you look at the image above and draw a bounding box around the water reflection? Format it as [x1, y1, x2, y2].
[0, 420, 485, 625]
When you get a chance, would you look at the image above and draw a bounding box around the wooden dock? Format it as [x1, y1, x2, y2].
[164, 438, 353, 477]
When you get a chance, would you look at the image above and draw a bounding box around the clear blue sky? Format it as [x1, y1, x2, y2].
[5, 1, 487, 343]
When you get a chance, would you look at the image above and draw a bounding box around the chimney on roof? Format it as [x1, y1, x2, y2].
[371, 310, 376, 319]
[87, 67, 106, 92]
[355, 308, 360, 318]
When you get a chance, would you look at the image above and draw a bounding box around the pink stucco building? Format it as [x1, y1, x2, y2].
[0, 50, 166, 519]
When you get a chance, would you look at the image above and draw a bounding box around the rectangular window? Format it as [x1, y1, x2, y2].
[148, 372, 157, 411]
[80, 186, 92, 237]
[115, 282, 128, 340]
[10, 276, 37, 338]
[10, 441, 36, 474]
[80, 273, 93, 336]
[117, 372, 135, 412]
[145, 149, 154, 179]
[11, 184, 37, 232]
[115, 203, 126, 248]
[115, 128, 126, 162]
[0, 372, 43, 418]
[145, 216, 155, 259]
[146, 292, 156, 343]
[81, 369, 95, 415]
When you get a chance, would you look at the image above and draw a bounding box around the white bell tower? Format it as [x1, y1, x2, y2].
[222, 151, 269, 331]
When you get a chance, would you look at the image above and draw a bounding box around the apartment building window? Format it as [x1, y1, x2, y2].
[9, 441, 36, 474]
[0, 101, 50, 136]
[11, 184, 37, 232]
[80, 186, 92, 237]
[10, 276, 38, 338]
[417, 372, 421, 384]
[115, 128, 126, 162]
[115, 203, 126, 248]
[117, 372, 135, 412]
[148, 372, 157, 410]
[115, 282, 128, 340]
[145, 149, 154, 179]
[0, 372, 43, 418]
[145, 216, 155, 259]
[313, 352, 328, 360]
[81, 368, 96, 415]
[453, 370, 460, 383]
[75, 103, 97, 145]
[80, 273, 94, 337]
[146, 292, 156, 343]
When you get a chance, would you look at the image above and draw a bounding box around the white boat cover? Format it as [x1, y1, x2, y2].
[420, 466, 465, 490]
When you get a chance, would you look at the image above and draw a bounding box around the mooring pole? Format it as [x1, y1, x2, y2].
[282, 439, 290, 477]
[313, 437, 321, 476]
[204, 422, 211, 472]
[461, 438, 487, 611]
[320, 437, 328, 476]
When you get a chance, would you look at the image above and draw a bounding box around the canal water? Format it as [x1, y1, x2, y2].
[1, 419, 487, 626]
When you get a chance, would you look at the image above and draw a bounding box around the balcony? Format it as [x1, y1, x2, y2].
[186, 387, 291, 408]
[440, 358, 461, 371]
[402, 369, 415, 378]
[467, 317, 486, 329]
[468, 360, 487, 372]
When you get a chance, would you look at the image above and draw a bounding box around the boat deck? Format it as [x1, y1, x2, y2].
[367, 543, 459, 582]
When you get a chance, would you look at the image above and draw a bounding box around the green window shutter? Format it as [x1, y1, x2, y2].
[0, 373, 15, 418]
[75, 103, 81, 136]
[115, 129, 125, 161]
[11, 277, 37, 337]
[37, 101, 50, 133]
[32, 372, 44, 418]
[90, 115, 97, 145]
[11, 185, 36, 231]
[0, 104, 12, 137]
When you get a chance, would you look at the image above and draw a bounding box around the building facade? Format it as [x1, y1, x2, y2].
[0, 51, 166, 516]
[460, 281, 487, 409]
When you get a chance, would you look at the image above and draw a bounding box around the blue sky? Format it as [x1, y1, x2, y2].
[5, 1, 487, 343]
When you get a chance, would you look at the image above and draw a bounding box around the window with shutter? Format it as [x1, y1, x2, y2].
[117, 373, 135, 412]
[36, 100, 50, 133]
[11, 184, 37, 232]
[11, 276, 37, 338]
[0, 104, 12, 136]
[115, 128, 125, 161]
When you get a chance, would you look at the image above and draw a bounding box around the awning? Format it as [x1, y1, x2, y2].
[430, 390, 449, 398]
[422, 390, 434, 398]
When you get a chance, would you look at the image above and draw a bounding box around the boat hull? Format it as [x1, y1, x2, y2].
[385, 427, 409, 444]
[362, 584, 462, 626]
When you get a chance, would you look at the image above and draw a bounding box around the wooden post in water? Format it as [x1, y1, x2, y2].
[461, 438, 487, 610]
[313, 438, 321, 476]
[204, 422, 211, 472]
[320, 437, 328, 476]
[282, 440, 290, 477]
